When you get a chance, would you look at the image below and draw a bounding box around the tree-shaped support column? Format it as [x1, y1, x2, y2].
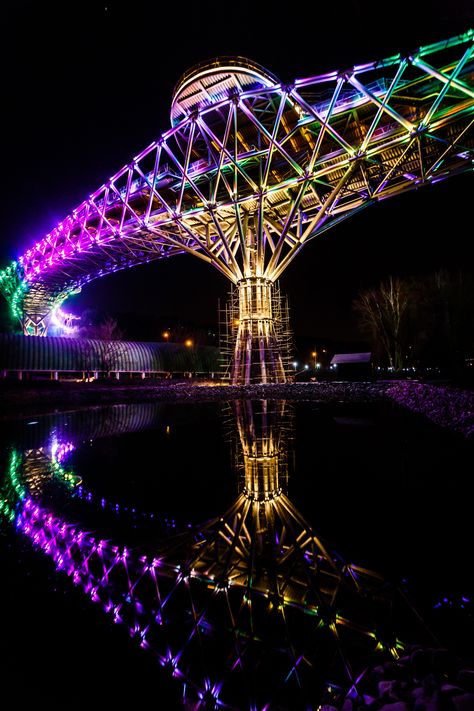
[232, 277, 286, 385]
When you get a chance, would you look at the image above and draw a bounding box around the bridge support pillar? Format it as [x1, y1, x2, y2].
[234, 399, 286, 502]
[23, 313, 49, 336]
[231, 278, 286, 385]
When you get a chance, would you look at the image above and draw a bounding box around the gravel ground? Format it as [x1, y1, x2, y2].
[386, 382, 474, 439]
[0, 379, 390, 419]
[2, 379, 473, 442]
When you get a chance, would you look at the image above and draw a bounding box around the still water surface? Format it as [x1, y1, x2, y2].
[1, 399, 471, 709]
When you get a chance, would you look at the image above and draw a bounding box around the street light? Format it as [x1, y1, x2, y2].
[292, 361, 298, 373]
[311, 351, 317, 369]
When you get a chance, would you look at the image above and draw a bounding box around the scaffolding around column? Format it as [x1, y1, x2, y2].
[218, 281, 293, 383]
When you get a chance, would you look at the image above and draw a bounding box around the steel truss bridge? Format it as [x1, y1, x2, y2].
[1, 31, 473, 382]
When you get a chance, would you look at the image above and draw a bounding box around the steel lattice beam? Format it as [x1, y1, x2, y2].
[1, 31, 473, 349]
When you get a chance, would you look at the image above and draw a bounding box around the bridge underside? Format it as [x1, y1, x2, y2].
[1, 31, 473, 383]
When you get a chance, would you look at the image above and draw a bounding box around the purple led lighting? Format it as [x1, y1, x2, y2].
[51, 440, 75, 463]
[1, 32, 471, 343]
[15, 498, 222, 705]
[5, 392, 451, 708]
[15, 491, 397, 709]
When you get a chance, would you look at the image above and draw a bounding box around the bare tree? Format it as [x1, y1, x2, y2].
[80, 315, 126, 375]
[411, 270, 474, 370]
[93, 316, 124, 341]
[354, 276, 411, 370]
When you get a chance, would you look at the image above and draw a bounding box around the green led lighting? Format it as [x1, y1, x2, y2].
[49, 454, 82, 489]
[0, 450, 25, 524]
[0, 262, 27, 319]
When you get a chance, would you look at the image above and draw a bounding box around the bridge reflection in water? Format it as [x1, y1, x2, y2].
[1, 401, 430, 710]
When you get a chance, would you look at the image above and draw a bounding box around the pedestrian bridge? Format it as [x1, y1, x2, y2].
[1, 31, 473, 383]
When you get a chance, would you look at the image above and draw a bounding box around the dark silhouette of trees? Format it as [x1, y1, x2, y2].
[79, 314, 126, 375]
[80, 315, 124, 341]
[353, 276, 411, 370]
[354, 271, 474, 373]
[410, 270, 474, 371]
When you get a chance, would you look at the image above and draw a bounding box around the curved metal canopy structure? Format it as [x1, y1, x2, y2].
[1, 32, 473, 381]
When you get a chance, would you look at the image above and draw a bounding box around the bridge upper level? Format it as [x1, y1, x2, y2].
[1, 31, 473, 334]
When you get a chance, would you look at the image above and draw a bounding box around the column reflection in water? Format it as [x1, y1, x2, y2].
[1, 400, 429, 710]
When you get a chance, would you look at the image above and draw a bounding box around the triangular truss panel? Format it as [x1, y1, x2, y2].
[1, 33, 472, 333]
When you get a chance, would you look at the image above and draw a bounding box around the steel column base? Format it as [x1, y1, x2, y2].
[231, 278, 286, 385]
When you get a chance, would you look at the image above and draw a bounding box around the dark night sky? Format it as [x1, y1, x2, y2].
[1, 1, 473, 345]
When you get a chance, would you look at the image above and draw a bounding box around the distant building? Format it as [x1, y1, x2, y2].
[329, 352, 372, 380]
